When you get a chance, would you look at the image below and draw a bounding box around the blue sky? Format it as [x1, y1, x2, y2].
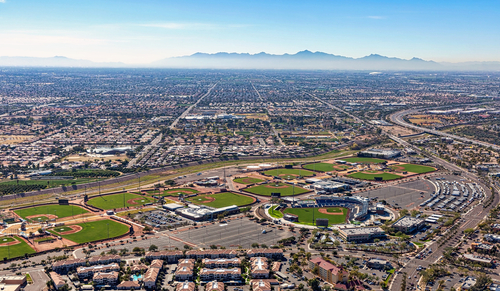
[0, 0, 499, 63]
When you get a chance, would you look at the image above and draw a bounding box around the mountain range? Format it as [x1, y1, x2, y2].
[1, 51, 500, 71]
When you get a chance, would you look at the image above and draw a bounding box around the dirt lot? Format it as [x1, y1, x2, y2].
[381, 125, 421, 136]
[64, 153, 127, 162]
[0, 135, 35, 144]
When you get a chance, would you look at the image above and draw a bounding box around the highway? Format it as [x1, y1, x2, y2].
[169, 82, 218, 129]
[387, 109, 498, 290]
[391, 108, 500, 151]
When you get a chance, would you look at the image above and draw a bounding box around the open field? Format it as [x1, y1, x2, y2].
[283, 207, 348, 226]
[0, 135, 34, 145]
[233, 177, 264, 185]
[186, 192, 254, 208]
[0, 236, 36, 259]
[347, 172, 402, 181]
[34, 237, 55, 243]
[14, 205, 89, 221]
[0, 178, 106, 196]
[87, 193, 155, 210]
[244, 182, 309, 196]
[341, 157, 387, 164]
[49, 219, 129, 244]
[64, 153, 127, 162]
[303, 163, 349, 172]
[390, 164, 436, 174]
[262, 168, 315, 180]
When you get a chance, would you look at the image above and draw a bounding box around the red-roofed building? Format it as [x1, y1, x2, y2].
[309, 257, 348, 285]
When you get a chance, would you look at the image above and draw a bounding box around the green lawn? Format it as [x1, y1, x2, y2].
[0, 237, 15, 243]
[146, 188, 199, 197]
[347, 172, 402, 181]
[262, 168, 315, 180]
[0, 236, 36, 259]
[303, 163, 349, 172]
[283, 207, 348, 226]
[269, 206, 283, 219]
[87, 193, 155, 210]
[49, 220, 129, 244]
[233, 177, 264, 185]
[14, 205, 89, 221]
[186, 192, 254, 208]
[391, 164, 436, 174]
[244, 183, 309, 196]
[0, 177, 107, 196]
[342, 157, 387, 164]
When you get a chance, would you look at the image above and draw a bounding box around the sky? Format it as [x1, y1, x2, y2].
[0, 0, 499, 64]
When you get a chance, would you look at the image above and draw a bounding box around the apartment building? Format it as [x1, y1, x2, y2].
[308, 257, 348, 285]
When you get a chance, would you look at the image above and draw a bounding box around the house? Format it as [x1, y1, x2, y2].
[202, 258, 241, 268]
[116, 280, 141, 290]
[251, 280, 271, 291]
[206, 281, 225, 291]
[177, 281, 196, 291]
[93, 271, 119, 285]
[49, 272, 66, 289]
[309, 257, 348, 285]
[143, 259, 164, 289]
[199, 268, 241, 282]
[146, 251, 183, 263]
[250, 257, 269, 279]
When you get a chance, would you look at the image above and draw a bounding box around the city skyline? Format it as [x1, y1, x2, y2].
[0, 0, 499, 64]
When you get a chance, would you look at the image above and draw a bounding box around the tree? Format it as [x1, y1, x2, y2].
[311, 266, 319, 275]
[149, 244, 158, 251]
[307, 278, 320, 291]
[399, 209, 409, 217]
[143, 226, 152, 232]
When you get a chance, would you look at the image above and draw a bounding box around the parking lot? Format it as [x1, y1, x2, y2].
[356, 179, 433, 209]
[172, 217, 294, 248]
[139, 210, 189, 229]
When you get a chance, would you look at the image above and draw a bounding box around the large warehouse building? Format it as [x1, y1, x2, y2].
[175, 205, 239, 221]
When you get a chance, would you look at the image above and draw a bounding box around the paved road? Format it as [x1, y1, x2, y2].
[391, 108, 500, 151]
[169, 82, 218, 129]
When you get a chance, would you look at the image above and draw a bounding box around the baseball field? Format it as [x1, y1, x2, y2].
[347, 172, 402, 181]
[14, 205, 89, 222]
[244, 182, 309, 196]
[262, 168, 315, 180]
[186, 192, 255, 208]
[303, 162, 349, 172]
[390, 164, 436, 174]
[283, 207, 349, 226]
[0, 236, 36, 259]
[87, 193, 155, 210]
[233, 177, 264, 184]
[146, 188, 200, 197]
[342, 157, 387, 164]
[48, 219, 129, 244]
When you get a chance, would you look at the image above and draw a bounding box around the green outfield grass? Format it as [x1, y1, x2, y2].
[391, 164, 436, 174]
[342, 157, 387, 164]
[244, 182, 309, 196]
[146, 188, 199, 197]
[347, 172, 402, 181]
[233, 177, 264, 184]
[0, 236, 36, 259]
[283, 207, 348, 226]
[49, 219, 129, 244]
[87, 193, 155, 210]
[187, 192, 254, 208]
[14, 205, 89, 221]
[51, 226, 73, 233]
[262, 168, 315, 180]
[303, 163, 349, 172]
[269, 206, 284, 219]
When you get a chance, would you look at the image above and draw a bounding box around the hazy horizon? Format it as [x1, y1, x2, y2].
[0, 0, 499, 64]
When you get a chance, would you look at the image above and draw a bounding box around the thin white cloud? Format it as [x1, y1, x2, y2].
[0, 0, 6, 3]
[139, 22, 251, 30]
[367, 16, 386, 20]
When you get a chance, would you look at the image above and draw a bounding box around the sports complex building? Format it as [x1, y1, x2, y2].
[175, 204, 239, 221]
[293, 195, 370, 221]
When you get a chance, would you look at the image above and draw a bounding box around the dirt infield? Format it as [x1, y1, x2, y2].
[196, 196, 215, 204]
[26, 214, 58, 220]
[165, 190, 195, 194]
[318, 208, 344, 215]
[127, 197, 147, 205]
[0, 239, 21, 247]
[264, 185, 289, 189]
[391, 165, 406, 172]
[58, 225, 83, 235]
